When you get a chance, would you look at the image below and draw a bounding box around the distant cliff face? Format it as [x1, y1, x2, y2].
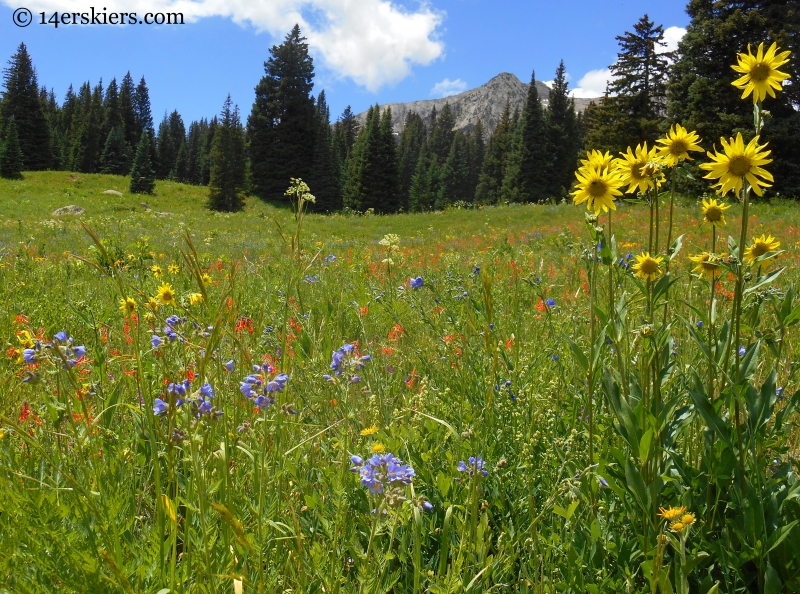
[354, 73, 598, 135]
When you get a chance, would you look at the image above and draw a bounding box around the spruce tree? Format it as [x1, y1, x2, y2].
[308, 90, 341, 211]
[70, 82, 104, 173]
[500, 108, 523, 203]
[515, 71, 550, 202]
[668, 0, 800, 195]
[397, 112, 427, 210]
[465, 120, 486, 201]
[408, 152, 438, 212]
[248, 24, 316, 202]
[437, 130, 470, 208]
[129, 131, 155, 194]
[376, 106, 400, 212]
[607, 15, 669, 148]
[119, 72, 138, 148]
[208, 96, 247, 212]
[0, 116, 24, 179]
[332, 106, 360, 165]
[100, 126, 130, 175]
[343, 106, 381, 212]
[428, 103, 456, 162]
[155, 113, 174, 179]
[1, 43, 51, 170]
[475, 102, 512, 204]
[545, 61, 580, 198]
[102, 78, 122, 141]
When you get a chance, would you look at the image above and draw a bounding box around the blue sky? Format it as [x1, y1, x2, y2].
[0, 0, 689, 125]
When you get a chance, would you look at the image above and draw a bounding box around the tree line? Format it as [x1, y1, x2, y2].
[1, 1, 797, 201]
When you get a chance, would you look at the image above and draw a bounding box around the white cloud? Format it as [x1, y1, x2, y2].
[431, 78, 467, 98]
[7, 0, 445, 92]
[659, 26, 686, 54]
[569, 68, 613, 98]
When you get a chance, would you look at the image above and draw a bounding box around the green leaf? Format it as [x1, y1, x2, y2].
[669, 234, 684, 261]
[625, 459, 650, 513]
[568, 339, 589, 372]
[639, 428, 653, 464]
[745, 267, 785, 295]
[688, 373, 732, 449]
[765, 520, 798, 554]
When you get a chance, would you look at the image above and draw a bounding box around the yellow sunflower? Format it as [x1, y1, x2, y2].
[744, 234, 780, 264]
[151, 264, 163, 278]
[615, 143, 665, 194]
[201, 273, 213, 285]
[701, 198, 731, 226]
[632, 252, 665, 282]
[570, 166, 625, 214]
[156, 283, 177, 306]
[699, 133, 773, 198]
[681, 513, 696, 527]
[689, 252, 726, 280]
[731, 42, 792, 104]
[188, 293, 204, 307]
[168, 263, 180, 274]
[360, 425, 378, 437]
[119, 297, 137, 316]
[371, 443, 386, 454]
[145, 297, 160, 312]
[656, 124, 703, 167]
[670, 521, 686, 533]
[658, 505, 687, 521]
[580, 150, 615, 174]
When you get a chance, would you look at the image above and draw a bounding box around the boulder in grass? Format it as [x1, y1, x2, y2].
[103, 190, 123, 196]
[52, 205, 85, 216]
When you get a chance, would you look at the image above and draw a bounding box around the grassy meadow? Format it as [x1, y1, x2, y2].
[1, 171, 800, 593]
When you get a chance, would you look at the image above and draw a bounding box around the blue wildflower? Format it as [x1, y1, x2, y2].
[153, 398, 168, 416]
[151, 335, 162, 348]
[410, 277, 424, 289]
[551, 354, 559, 361]
[738, 346, 746, 356]
[697, 320, 704, 329]
[23, 348, 37, 364]
[54, 331, 68, 342]
[225, 359, 234, 372]
[457, 456, 488, 477]
[545, 298, 555, 307]
[199, 383, 214, 399]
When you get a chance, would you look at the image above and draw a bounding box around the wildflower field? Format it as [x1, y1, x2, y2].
[2, 43, 800, 594]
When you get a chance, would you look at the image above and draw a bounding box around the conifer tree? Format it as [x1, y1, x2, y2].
[119, 72, 138, 147]
[376, 106, 399, 212]
[308, 90, 341, 211]
[208, 96, 247, 212]
[102, 78, 122, 141]
[582, 89, 627, 154]
[437, 130, 470, 208]
[155, 113, 174, 179]
[397, 112, 427, 210]
[133, 77, 157, 168]
[515, 71, 550, 202]
[465, 120, 486, 201]
[0, 116, 24, 179]
[174, 142, 188, 183]
[668, 0, 800, 195]
[343, 106, 381, 212]
[605, 15, 670, 149]
[408, 152, 438, 212]
[545, 61, 580, 198]
[428, 103, 456, 162]
[1, 43, 51, 170]
[332, 106, 360, 165]
[500, 108, 523, 203]
[475, 102, 512, 204]
[200, 118, 217, 186]
[249, 24, 316, 201]
[100, 126, 129, 175]
[129, 130, 155, 194]
[70, 82, 104, 173]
